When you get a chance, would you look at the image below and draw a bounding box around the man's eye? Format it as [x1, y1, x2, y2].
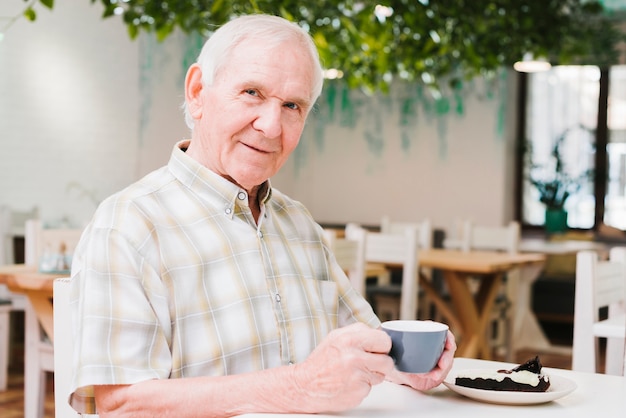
[284, 102, 299, 110]
[245, 89, 258, 96]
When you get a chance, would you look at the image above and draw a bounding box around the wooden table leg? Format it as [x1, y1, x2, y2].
[444, 271, 502, 359]
[24, 290, 54, 343]
[474, 273, 503, 359]
[418, 273, 463, 336]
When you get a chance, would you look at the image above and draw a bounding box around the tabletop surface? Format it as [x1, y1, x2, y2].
[0, 264, 65, 293]
[518, 238, 610, 255]
[236, 357, 626, 417]
[418, 249, 545, 274]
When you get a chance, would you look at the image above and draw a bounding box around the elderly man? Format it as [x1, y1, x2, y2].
[70, 14, 456, 417]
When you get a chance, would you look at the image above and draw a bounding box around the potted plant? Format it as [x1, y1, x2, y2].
[527, 126, 594, 233]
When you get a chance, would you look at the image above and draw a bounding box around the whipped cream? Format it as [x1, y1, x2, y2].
[456, 369, 549, 387]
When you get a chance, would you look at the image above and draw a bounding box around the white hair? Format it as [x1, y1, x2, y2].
[183, 14, 324, 129]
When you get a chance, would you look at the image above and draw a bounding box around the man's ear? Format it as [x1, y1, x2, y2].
[185, 63, 204, 120]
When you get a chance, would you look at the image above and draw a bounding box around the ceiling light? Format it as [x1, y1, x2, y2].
[513, 53, 552, 73]
[323, 68, 344, 80]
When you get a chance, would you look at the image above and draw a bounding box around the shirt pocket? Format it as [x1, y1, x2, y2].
[283, 277, 338, 331]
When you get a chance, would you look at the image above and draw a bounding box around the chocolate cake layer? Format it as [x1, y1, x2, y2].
[454, 356, 551, 392]
[455, 376, 550, 392]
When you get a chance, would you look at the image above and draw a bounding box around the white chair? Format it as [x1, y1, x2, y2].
[459, 220, 520, 254]
[323, 227, 367, 296]
[379, 217, 435, 319]
[347, 223, 420, 321]
[448, 220, 521, 359]
[380, 216, 432, 249]
[53, 278, 85, 417]
[0, 205, 39, 391]
[0, 205, 39, 265]
[572, 247, 626, 375]
[24, 219, 83, 418]
[0, 299, 10, 391]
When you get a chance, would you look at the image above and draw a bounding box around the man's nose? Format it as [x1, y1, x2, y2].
[252, 103, 282, 138]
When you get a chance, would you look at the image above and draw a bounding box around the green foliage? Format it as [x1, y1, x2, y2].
[19, 0, 626, 92]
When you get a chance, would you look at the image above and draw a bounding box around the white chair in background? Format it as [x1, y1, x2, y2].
[0, 205, 39, 265]
[572, 247, 626, 376]
[379, 217, 435, 319]
[0, 299, 10, 391]
[0, 205, 39, 391]
[380, 216, 432, 249]
[459, 220, 520, 254]
[24, 219, 83, 418]
[323, 227, 367, 296]
[447, 220, 521, 359]
[347, 223, 420, 321]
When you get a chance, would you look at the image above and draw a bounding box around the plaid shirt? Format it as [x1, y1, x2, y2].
[68, 140, 379, 413]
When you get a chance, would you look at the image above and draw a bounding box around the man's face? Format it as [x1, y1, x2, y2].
[187, 38, 316, 191]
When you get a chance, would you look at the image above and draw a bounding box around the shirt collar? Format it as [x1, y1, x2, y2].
[168, 140, 273, 218]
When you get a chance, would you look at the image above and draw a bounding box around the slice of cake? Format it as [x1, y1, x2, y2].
[455, 356, 551, 392]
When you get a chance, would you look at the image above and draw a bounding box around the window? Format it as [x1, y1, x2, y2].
[519, 65, 626, 232]
[605, 67, 626, 230]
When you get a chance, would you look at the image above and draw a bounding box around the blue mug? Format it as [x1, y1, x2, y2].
[382, 320, 448, 373]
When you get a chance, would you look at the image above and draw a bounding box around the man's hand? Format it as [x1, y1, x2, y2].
[386, 330, 457, 391]
[290, 322, 395, 412]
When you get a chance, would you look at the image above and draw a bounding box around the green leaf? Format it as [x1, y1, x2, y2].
[127, 24, 138, 40]
[39, 0, 54, 10]
[22, 0, 626, 93]
[24, 8, 37, 22]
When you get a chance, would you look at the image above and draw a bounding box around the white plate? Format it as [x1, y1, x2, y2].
[443, 370, 577, 405]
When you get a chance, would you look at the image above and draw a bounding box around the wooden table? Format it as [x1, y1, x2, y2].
[0, 264, 67, 418]
[235, 357, 626, 417]
[408, 249, 545, 359]
[0, 264, 64, 343]
[512, 238, 610, 356]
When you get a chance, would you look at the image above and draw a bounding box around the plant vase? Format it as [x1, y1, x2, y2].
[545, 208, 568, 234]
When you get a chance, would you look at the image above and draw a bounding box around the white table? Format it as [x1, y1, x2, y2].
[236, 358, 626, 417]
[441, 237, 610, 358]
[518, 238, 609, 256]
[509, 238, 611, 357]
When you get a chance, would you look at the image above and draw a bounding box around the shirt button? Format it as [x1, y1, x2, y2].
[258, 231, 263, 239]
[237, 192, 246, 200]
[275, 293, 281, 302]
[225, 208, 232, 215]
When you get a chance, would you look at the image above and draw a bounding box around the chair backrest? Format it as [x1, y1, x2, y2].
[25, 219, 83, 271]
[53, 277, 83, 417]
[0, 205, 39, 265]
[572, 247, 626, 375]
[348, 223, 420, 320]
[459, 220, 520, 254]
[323, 227, 367, 296]
[380, 216, 432, 249]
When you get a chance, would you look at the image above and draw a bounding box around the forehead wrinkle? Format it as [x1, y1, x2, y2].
[222, 39, 315, 110]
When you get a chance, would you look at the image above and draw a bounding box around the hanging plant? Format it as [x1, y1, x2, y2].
[9, 0, 626, 92]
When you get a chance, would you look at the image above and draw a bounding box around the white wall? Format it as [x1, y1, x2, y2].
[0, 3, 518, 235]
[0, 1, 188, 228]
[275, 79, 518, 233]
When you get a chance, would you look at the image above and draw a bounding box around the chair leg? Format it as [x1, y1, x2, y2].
[24, 346, 47, 418]
[374, 294, 400, 322]
[0, 306, 10, 391]
[605, 336, 626, 375]
[24, 301, 46, 418]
